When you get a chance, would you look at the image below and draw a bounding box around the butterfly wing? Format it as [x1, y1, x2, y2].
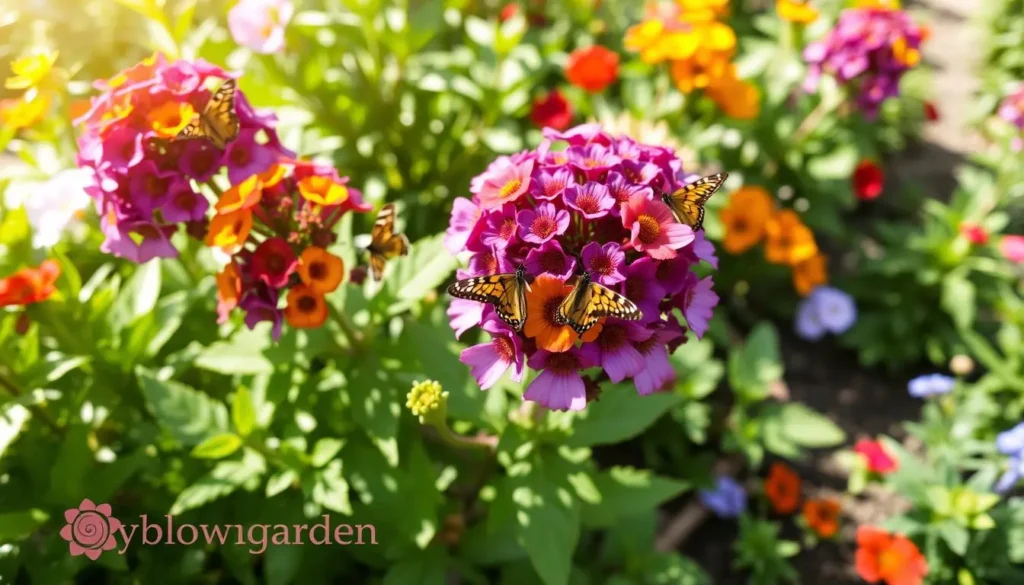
[448, 272, 527, 330]
[662, 172, 728, 231]
[366, 204, 409, 281]
[174, 78, 239, 149]
[557, 274, 642, 335]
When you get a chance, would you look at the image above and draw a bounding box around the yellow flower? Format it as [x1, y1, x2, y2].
[147, 101, 196, 138]
[855, 0, 900, 8]
[625, 20, 667, 63]
[892, 36, 921, 67]
[676, 0, 729, 21]
[777, 0, 818, 24]
[0, 93, 50, 130]
[297, 176, 349, 207]
[5, 51, 58, 90]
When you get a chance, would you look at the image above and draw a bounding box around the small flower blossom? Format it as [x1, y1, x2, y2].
[445, 124, 720, 407]
[795, 286, 857, 339]
[765, 210, 818, 266]
[803, 498, 840, 538]
[853, 160, 885, 200]
[907, 373, 954, 398]
[720, 186, 775, 254]
[0, 260, 61, 307]
[855, 527, 928, 585]
[228, 0, 294, 54]
[996, 422, 1024, 457]
[407, 380, 447, 419]
[764, 462, 802, 515]
[699, 476, 747, 518]
[530, 89, 573, 130]
[1001, 235, 1024, 264]
[565, 46, 619, 93]
[4, 168, 91, 249]
[855, 439, 898, 474]
[777, 0, 818, 24]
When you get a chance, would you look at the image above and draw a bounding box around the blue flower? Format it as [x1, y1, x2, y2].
[699, 476, 746, 518]
[996, 422, 1024, 457]
[794, 286, 857, 341]
[907, 373, 955, 399]
[995, 455, 1024, 494]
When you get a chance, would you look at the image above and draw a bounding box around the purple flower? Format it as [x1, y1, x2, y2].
[161, 184, 209, 223]
[795, 286, 856, 340]
[795, 298, 827, 341]
[102, 126, 145, 169]
[541, 123, 613, 146]
[481, 205, 519, 250]
[240, 285, 283, 341]
[581, 241, 626, 286]
[531, 168, 576, 201]
[619, 160, 661, 186]
[459, 318, 525, 389]
[523, 348, 597, 411]
[907, 373, 955, 399]
[998, 86, 1024, 130]
[224, 129, 281, 184]
[995, 455, 1024, 494]
[578, 321, 649, 383]
[565, 182, 615, 219]
[680, 231, 719, 269]
[445, 197, 483, 255]
[468, 247, 513, 276]
[605, 171, 653, 215]
[632, 327, 679, 395]
[100, 218, 178, 263]
[517, 202, 569, 244]
[679, 274, 718, 339]
[524, 240, 576, 280]
[448, 297, 485, 340]
[621, 257, 666, 321]
[699, 476, 747, 518]
[997, 422, 1024, 457]
[567, 144, 622, 180]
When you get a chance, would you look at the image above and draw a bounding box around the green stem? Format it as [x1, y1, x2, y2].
[329, 301, 365, 349]
[0, 372, 63, 435]
[434, 423, 498, 452]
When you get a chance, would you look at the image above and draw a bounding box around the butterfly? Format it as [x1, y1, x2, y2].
[447, 264, 531, 331]
[365, 203, 410, 281]
[661, 172, 729, 232]
[555, 269, 642, 335]
[175, 78, 241, 149]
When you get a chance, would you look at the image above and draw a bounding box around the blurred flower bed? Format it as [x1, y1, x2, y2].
[0, 0, 1022, 584]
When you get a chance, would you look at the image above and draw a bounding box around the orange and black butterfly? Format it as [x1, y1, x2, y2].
[147, 79, 240, 155]
[555, 270, 642, 335]
[365, 203, 410, 281]
[661, 172, 728, 231]
[447, 264, 530, 331]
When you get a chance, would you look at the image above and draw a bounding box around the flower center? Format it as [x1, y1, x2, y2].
[531, 215, 556, 239]
[597, 324, 627, 351]
[230, 145, 252, 167]
[309, 261, 327, 281]
[583, 158, 601, 168]
[634, 335, 657, 354]
[609, 183, 631, 203]
[624, 167, 642, 182]
[590, 254, 613, 276]
[637, 214, 661, 243]
[499, 218, 516, 240]
[500, 179, 522, 199]
[174, 191, 195, 210]
[187, 148, 217, 177]
[482, 251, 498, 273]
[540, 249, 566, 274]
[297, 295, 317, 313]
[878, 549, 902, 576]
[544, 177, 567, 198]
[145, 174, 165, 195]
[544, 295, 566, 327]
[267, 254, 285, 273]
[576, 193, 600, 214]
[545, 351, 579, 374]
[494, 335, 515, 363]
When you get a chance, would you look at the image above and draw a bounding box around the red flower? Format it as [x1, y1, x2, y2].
[530, 89, 573, 130]
[0, 260, 60, 307]
[855, 526, 928, 585]
[853, 160, 884, 201]
[854, 439, 898, 474]
[499, 2, 519, 21]
[565, 46, 619, 93]
[959, 223, 989, 245]
[250, 237, 298, 288]
[923, 101, 939, 122]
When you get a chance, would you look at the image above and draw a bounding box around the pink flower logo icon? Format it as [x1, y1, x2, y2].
[59, 499, 122, 560]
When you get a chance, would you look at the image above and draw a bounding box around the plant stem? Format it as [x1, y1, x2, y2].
[433, 424, 498, 453]
[0, 373, 63, 435]
[329, 301, 365, 349]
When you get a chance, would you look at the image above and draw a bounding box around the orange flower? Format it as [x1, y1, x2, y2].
[216, 261, 241, 323]
[705, 70, 760, 119]
[891, 36, 920, 67]
[565, 46, 619, 93]
[205, 209, 253, 253]
[297, 175, 349, 207]
[147, 101, 196, 138]
[777, 0, 818, 24]
[297, 247, 345, 294]
[792, 253, 828, 296]
[764, 462, 801, 514]
[284, 284, 328, 329]
[764, 210, 818, 266]
[215, 165, 286, 214]
[719, 186, 774, 254]
[523, 274, 600, 352]
[855, 526, 928, 585]
[670, 49, 732, 93]
[803, 498, 840, 538]
[0, 260, 60, 307]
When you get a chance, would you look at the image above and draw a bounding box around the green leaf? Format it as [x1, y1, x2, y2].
[195, 328, 275, 375]
[942, 273, 976, 330]
[312, 460, 352, 515]
[170, 449, 265, 514]
[310, 438, 345, 468]
[191, 433, 244, 459]
[0, 509, 49, 541]
[806, 143, 859, 180]
[937, 520, 969, 556]
[729, 322, 784, 397]
[581, 467, 689, 527]
[48, 424, 92, 505]
[386, 232, 458, 313]
[263, 542, 302, 585]
[767, 403, 846, 449]
[232, 387, 256, 437]
[567, 385, 682, 447]
[347, 359, 401, 464]
[108, 260, 162, 332]
[383, 546, 446, 585]
[0, 404, 29, 460]
[515, 479, 579, 585]
[137, 368, 230, 446]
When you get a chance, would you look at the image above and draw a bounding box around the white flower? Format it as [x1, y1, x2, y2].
[6, 168, 92, 249]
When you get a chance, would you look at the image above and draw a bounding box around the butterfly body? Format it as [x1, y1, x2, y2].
[556, 270, 642, 335]
[365, 203, 410, 281]
[447, 264, 531, 331]
[661, 172, 728, 231]
[175, 78, 240, 149]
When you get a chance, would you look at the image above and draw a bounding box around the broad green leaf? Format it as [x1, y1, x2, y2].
[195, 328, 275, 375]
[386, 232, 458, 311]
[191, 433, 244, 459]
[170, 449, 265, 514]
[137, 368, 230, 446]
[264, 541, 303, 585]
[108, 260, 162, 332]
[22, 353, 89, 390]
[310, 438, 345, 468]
[769, 403, 846, 449]
[312, 460, 352, 515]
[232, 387, 256, 437]
[567, 385, 682, 447]
[48, 424, 92, 505]
[941, 273, 976, 330]
[581, 467, 689, 527]
[347, 360, 401, 464]
[383, 547, 446, 585]
[937, 520, 969, 556]
[0, 404, 29, 460]
[515, 479, 579, 585]
[644, 552, 712, 585]
[0, 509, 48, 541]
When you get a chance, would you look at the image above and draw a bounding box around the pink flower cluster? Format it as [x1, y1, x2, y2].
[445, 123, 720, 411]
[74, 53, 293, 263]
[803, 7, 925, 118]
[998, 85, 1024, 152]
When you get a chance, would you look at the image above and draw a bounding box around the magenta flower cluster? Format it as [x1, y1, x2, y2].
[998, 85, 1024, 152]
[74, 53, 293, 263]
[445, 123, 721, 411]
[802, 7, 925, 118]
